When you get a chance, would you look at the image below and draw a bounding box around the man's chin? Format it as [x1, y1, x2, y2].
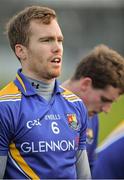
[50, 71, 61, 78]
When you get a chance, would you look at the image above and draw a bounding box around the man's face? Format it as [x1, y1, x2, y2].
[83, 85, 121, 117]
[20, 19, 63, 82]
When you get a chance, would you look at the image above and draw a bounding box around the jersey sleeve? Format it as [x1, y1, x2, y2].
[0, 104, 13, 155]
[88, 114, 99, 170]
[78, 101, 88, 150]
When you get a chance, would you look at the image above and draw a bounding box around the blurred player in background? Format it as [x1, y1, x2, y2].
[92, 120, 124, 179]
[62, 44, 124, 171]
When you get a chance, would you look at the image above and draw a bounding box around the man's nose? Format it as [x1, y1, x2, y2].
[52, 41, 63, 53]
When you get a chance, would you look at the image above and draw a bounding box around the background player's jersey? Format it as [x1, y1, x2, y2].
[92, 120, 124, 179]
[0, 69, 88, 179]
[86, 114, 99, 170]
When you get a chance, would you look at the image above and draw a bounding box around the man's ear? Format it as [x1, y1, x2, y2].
[80, 77, 92, 91]
[15, 44, 27, 61]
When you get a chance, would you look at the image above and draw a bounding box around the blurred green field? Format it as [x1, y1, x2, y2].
[98, 95, 124, 144]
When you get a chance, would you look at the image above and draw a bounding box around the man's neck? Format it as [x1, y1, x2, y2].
[62, 79, 80, 95]
[62, 79, 71, 89]
[23, 74, 55, 101]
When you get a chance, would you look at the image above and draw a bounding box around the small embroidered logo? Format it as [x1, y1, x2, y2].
[67, 114, 79, 130]
[26, 118, 42, 129]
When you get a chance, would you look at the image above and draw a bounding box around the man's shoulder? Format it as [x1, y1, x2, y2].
[0, 81, 21, 103]
[60, 85, 82, 103]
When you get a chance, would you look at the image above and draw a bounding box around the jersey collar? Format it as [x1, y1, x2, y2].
[14, 69, 62, 96]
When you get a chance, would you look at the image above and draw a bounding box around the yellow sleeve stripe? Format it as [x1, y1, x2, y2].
[62, 91, 73, 95]
[63, 96, 81, 102]
[61, 90, 81, 102]
[16, 74, 26, 93]
[61, 86, 80, 99]
[9, 143, 40, 179]
[0, 94, 21, 101]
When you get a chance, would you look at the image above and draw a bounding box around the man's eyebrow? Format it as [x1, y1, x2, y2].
[39, 36, 64, 40]
[39, 36, 53, 39]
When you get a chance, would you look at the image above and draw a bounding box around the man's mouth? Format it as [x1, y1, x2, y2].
[51, 57, 61, 63]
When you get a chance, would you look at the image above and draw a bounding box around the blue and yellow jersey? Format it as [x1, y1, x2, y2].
[0, 69, 88, 179]
[93, 120, 124, 179]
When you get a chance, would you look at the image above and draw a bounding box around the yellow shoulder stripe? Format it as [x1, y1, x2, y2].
[61, 86, 81, 102]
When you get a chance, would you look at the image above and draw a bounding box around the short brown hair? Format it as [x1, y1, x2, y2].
[5, 6, 56, 52]
[72, 44, 124, 93]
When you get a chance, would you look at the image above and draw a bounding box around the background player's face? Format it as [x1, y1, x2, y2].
[82, 85, 121, 116]
[16, 19, 63, 83]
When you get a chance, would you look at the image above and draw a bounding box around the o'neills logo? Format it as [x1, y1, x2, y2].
[67, 114, 79, 130]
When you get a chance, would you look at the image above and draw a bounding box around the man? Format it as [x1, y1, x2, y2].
[62, 44, 124, 170]
[92, 120, 124, 179]
[0, 6, 91, 179]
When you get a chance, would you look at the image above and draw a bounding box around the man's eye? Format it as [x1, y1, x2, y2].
[39, 38, 51, 42]
[58, 39, 63, 42]
[44, 39, 51, 42]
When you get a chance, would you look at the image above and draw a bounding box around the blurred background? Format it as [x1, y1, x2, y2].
[0, 0, 124, 143]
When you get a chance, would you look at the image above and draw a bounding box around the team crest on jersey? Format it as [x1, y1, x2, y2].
[67, 114, 79, 130]
[86, 128, 94, 144]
